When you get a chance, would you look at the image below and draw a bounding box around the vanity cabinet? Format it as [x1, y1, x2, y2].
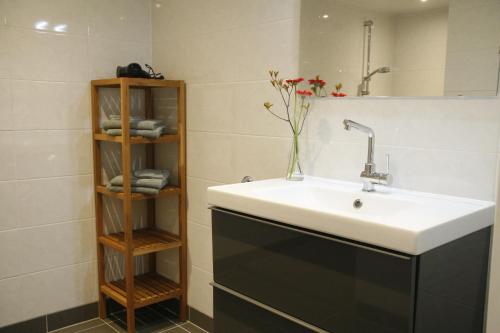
[212, 208, 491, 333]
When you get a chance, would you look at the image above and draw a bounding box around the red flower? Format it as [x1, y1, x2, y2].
[308, 79, 325, 85]
[286, 77, 304, 85]
[331, 92, 347, 97]
[297, 90, 313, 96]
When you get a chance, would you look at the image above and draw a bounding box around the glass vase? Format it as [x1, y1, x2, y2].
[286, 130, 304, 181]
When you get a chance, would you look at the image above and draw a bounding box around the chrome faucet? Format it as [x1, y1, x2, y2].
[343, 119, 392, 192]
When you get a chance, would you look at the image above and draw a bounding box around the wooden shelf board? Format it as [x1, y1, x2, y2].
[100, 273, 182, 309]
[99, 228, 182, 256]
[96, 185, 180, 200]
[94, 133, 179, 144]
[91, 78, 184, 88]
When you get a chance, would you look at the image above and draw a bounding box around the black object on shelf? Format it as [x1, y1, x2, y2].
[116, 63, 165, 80]
[116, 63, 150, 78]
[145, 64, 165, 80]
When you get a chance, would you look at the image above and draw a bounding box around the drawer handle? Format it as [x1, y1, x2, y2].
[211, 207, 412, 260]
[211, 282, 332, 333]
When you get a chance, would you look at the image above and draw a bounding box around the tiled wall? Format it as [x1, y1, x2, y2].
[152, 0, 302, 317]
[151, 1, 500, 332]
[300, 0, 395, 96]
[392, 8, 448, 96]
[1, 0, 499, 330]
[444, 0, 500, 96]
[0, 0, 152, 327]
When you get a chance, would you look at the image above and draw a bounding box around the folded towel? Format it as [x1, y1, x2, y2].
[135, 119, 166, 130]
[109, 115, 144, 120]
[107, 185, 160, 196]
[133, 169, 170, 180]
[102, 118, 165, 130]
[109, 175, 168, 189]
[105, 126, 165, 139]
[102, 119, 141, 130]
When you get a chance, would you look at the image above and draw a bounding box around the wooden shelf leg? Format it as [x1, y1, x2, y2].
[121, 80, 136, 333]
[145, 87, 157, 274]
[97, 244, 107, 319]
[178, 83, 188, 322]
[91, 83, 107, 319]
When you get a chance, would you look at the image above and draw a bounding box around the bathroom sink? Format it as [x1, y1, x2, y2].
[207, 176, 495, 254]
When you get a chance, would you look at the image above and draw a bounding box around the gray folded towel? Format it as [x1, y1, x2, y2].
[133, 169, 170, 180]
[102, 118, 165, 130]
[105, 126, 165, 139]
[109, 115, 143, 120]
[109, 175, 167, 189]
[135, 119, 166, 130]
[102, 119, 141, 130]
[107, 185, 160, 196]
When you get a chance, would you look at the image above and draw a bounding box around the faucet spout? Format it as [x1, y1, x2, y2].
[343, 119, 375, 165]
[343, 119, 392, 192]
[343, 119, 374, 138]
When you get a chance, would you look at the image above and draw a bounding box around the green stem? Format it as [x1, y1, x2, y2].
[287, 128, 301, 178]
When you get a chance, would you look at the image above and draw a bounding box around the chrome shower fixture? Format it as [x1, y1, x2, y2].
[360, 66, 391, 96]
[360, 19, 391, 96]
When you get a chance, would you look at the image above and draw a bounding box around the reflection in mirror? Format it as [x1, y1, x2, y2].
[300, 0, 500, 97]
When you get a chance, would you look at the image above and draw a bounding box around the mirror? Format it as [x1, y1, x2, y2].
[299, 0, 500, 97]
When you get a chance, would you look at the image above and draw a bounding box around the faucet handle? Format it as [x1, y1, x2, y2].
[383, 154, 393, 186]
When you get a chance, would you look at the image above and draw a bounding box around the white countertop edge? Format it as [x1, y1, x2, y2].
[207, 179, 495, 255]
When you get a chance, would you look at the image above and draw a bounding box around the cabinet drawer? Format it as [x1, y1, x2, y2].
[214, 286, 316, 333]
[212, 208, 417, 333]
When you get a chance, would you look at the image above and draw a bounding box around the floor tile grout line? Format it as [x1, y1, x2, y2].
[65, 323, 107, 333]
[177, 325, 191, 333]
[185, 322, 209, 333]
[48, 318, 103, 333]
[157, 325, 186, 333]
[147, 305, 183, 329]
[103, 320, 121, 333]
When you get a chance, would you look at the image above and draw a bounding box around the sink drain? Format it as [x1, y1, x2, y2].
[353, 199, 363, 209]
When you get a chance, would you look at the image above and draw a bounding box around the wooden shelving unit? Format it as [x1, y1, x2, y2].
[91, 78, 187, 333]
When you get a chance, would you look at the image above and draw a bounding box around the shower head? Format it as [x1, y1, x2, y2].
[365, 66, 391, 80]
[360, 66, 391, 96]
[364, 20, 374, 27]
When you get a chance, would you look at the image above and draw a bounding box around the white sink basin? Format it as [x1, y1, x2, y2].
[207, 176, 495, 254]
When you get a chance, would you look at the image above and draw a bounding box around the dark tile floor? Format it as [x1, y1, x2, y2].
[51, 305, 207, 333]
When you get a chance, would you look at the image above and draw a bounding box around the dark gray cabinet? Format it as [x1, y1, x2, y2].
[212, 208, 491, 333]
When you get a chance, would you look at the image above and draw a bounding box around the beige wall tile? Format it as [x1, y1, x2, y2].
[0, 181, 17, 231]
[8, 27, 88, 82]
[16, 175, 94, 227]
[15, 130, 92, 179]
[12, 81, 90, 130]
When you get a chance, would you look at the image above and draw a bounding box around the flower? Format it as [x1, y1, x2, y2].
[286, 77, 304, 85]
[297, 90, 313, 97]
[331, 82, 346, 97]
[308, 75, 327, 97]
[308, 79, 326, 86]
